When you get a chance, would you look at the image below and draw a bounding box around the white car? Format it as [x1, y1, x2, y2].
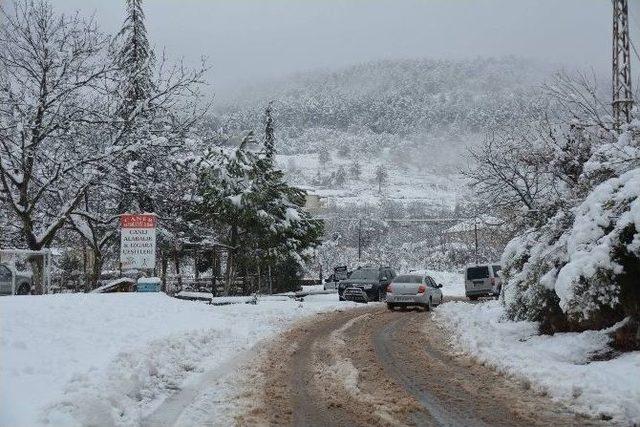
[386, 273, 443, 311]
[464, 263, 502, 300]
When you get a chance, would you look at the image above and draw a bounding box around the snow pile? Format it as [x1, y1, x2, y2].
[434, 301, 640, 424]
[408, 269, 465, 297]
[0, 292, 356, 426]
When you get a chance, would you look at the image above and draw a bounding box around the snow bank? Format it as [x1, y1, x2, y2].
[0, 292, 356, 426]
[434, 301, 640, 424]
[408, 269, 465, 297]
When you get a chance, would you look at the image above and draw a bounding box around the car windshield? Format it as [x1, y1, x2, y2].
[349, 269, 379, 280]
[467, 266, 490, 280]
[393, 275, 422, 283]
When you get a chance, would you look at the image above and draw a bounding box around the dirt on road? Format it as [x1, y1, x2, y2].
[236, 303, 605, 427]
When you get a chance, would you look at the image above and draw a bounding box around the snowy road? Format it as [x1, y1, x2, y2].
[241, 300, 605, 426]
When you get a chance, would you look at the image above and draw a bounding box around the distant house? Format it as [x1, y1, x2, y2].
[298, 185, 326, 215]
[445, 215, 503, 237]
[304, 193, 326, 214]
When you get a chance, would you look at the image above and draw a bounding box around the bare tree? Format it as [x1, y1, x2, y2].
[0, 1, 207, 292]
[375, 164, 388, 194]
[466, 129, 552, 218]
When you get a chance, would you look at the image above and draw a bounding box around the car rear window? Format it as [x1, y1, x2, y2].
[350, 269, 379, 280]
[467, 266, 490, 280]
[393, 275, 422, 283]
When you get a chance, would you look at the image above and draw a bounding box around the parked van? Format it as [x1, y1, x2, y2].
[464, 264, 501, 300]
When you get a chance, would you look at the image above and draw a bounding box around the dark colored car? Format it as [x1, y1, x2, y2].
[338, 266, 396, 302]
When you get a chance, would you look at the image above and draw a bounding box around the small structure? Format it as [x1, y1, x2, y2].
[91, 277, 136, 293]
[137, 277, 161, 292]
[298, 186, 326, 214]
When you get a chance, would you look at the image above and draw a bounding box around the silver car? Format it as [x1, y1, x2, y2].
[386, 273, 443, 311]
[464, 263, 502, 300]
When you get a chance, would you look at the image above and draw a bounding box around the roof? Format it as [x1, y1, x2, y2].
[445, 215, 503, 233]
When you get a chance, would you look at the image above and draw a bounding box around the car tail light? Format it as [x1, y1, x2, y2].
[387, 284, 393, 293]
[418, 284, 426, 294]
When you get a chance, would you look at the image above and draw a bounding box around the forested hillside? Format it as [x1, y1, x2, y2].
[213, 56, 548, 155]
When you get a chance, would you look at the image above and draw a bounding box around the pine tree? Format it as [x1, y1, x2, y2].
[117, 0, 154, 120]
[116, 0, 157, 213]
[264, 102, 275, 162]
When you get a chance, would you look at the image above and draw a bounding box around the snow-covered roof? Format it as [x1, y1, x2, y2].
[445, 215, 503, 233]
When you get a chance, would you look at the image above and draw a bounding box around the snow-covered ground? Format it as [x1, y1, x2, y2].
[434, 300, 640, 424]
[277, 152, 464, 211]
[410, 269, 465, 297]
[0, 292, 358, 427]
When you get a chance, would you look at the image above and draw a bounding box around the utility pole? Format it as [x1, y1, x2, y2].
[613, 0, 633, 127]
[358, 219, 362, 262]
[474, 218, 479, 265]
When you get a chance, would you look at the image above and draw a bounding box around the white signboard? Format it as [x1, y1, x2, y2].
[120, 214, 156, 270]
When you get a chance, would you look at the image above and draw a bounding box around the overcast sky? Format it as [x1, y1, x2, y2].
[52, 0, 628, 103]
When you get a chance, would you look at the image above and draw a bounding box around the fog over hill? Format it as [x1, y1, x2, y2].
[213, 56, 549, 154]
[206, 57, 552, 215]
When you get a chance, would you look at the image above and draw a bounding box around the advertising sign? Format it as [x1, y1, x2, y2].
[120, 214, 156, 270]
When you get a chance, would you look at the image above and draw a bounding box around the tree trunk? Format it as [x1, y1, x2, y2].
[161, 254, 168, 292]
[224, 225, 238, 296]
[28, 256, 44, 295]
[86, 248, 103, 292]
[174, 249, 181, 293]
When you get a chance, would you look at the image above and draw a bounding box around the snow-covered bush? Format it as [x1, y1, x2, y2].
[501, 122, 640, 346]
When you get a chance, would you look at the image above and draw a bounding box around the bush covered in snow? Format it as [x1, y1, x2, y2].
[501, 122, 640, 347]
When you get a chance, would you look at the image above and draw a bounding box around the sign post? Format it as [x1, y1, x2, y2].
[120, 214, 157, 271]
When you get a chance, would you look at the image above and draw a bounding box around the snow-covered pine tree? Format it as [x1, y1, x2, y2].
[117, 0, 154, 120]
[115, 0, 156, 214]
[196, 109, 323, 295]
[264, 102, 276, 162]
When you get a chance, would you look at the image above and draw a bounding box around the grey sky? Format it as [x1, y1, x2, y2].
[53, 0, 625, 103]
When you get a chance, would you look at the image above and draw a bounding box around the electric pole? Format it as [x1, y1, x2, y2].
[358, 219, 362, 262]
[613, 0, 633, 127]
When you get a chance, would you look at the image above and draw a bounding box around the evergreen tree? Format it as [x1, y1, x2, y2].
[117, 0, 154, 120]
[115, 0, 157, 213]
[264, 102, 275, 161]
[197, 127, 323, 295]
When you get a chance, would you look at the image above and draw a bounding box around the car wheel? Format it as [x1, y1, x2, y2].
[17, 283, 30, 295]
[387, 303, 395, 311]
[425, 297, 432, 312]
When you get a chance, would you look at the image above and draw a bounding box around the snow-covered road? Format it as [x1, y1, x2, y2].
[0, 270, 466, 426]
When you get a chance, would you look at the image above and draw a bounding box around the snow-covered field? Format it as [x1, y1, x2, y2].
[0, 292, 358, 427]
[434, 300, 640, 424]
[277, 152, 464, 210]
